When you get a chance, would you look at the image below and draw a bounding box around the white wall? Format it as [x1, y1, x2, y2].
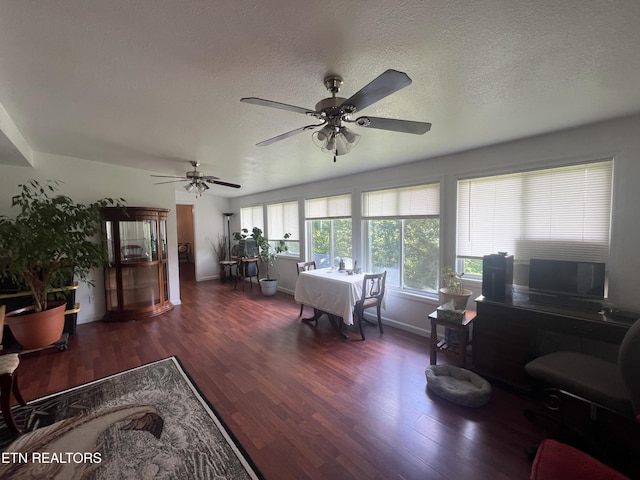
[0, 152, 183, 324]
[229, 114, 640, 337]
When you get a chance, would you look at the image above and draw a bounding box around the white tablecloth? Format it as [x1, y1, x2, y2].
[294, 269, 364, 325]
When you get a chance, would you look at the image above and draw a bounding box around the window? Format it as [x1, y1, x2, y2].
[240, 205, 263, 232]
[457, 159, 613, 276]
[305, 194, 352, 269]
[362, 183, 440, 293]
[267, 201, 300, 256]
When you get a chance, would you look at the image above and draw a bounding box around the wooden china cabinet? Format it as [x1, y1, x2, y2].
[101, 207, 173, 321]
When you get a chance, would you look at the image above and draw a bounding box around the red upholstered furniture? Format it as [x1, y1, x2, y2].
[530, 439, 629, 480]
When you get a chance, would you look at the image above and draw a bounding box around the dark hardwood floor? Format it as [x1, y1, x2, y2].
[12, 264, 639, 479]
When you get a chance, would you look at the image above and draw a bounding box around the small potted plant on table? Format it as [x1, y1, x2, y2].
[440, 266, 472, 310]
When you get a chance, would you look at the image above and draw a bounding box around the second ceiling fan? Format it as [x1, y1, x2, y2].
[241, 69, 431, 162]
[151, 161, 241, 196]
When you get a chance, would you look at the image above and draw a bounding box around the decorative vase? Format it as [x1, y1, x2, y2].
[259, 278, 278, 296]
[439, 288, 472, 310]
[5, 300, 66, 350]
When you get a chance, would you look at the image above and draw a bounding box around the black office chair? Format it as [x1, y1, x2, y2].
[353, 271, 386, 340]
[524, 318, 640, 459]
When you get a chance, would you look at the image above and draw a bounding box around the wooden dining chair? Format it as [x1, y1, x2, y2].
[296, 261, 317, 316]
[0, 305, 28, 434]
[354, 271, 387, 340]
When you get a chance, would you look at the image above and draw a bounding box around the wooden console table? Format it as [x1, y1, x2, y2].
[428, 309, 476, 368]
[472, 294, 630, 390]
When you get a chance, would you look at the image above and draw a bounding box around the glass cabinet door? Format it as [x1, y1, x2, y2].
[160, 219, 167, 260]
[105, 220, 115, 264]
[102, 207, 172, 321]
[120, 220, 155, 263]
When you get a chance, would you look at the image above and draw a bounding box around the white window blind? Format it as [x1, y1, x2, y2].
[457, 159, 613, 263]
[267, 201, 299, 240]
[362, 183, 440, 218]
[240, 205, 263, 232]
[305, 194, 352, 219]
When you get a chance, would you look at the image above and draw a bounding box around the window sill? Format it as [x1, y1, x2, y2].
[386, 287, 440, 305]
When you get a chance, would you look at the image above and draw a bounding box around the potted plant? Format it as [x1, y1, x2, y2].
[440, 266, 472, 310]
[0, 179, 125, 349]
[232, 227, 290, 296]
[210, 233, 231, 281]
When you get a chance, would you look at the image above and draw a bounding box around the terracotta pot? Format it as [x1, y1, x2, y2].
[5, 301, 66, 350]
[439, 288, 473, 310]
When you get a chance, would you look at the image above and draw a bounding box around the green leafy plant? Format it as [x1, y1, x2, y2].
[442, 266, 466, 295]
[232, 227, 290, 279]
[0, 179, 126, 312]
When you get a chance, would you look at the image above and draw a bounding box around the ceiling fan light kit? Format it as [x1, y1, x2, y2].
[312, 125, 360, 159]
[241, 69, 432, 162]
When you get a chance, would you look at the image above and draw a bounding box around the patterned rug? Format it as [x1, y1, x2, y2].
[0, 357, 263, 479]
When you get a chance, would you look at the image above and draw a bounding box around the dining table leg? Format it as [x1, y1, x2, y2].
[327, 314, 349, 340]
[301, 309, 349, 340]
[301, 308, 323, 325]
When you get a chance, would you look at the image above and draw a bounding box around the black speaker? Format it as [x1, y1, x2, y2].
[482, 254, 514, 301]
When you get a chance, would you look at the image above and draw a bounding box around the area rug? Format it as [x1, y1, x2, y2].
[0, 357, 263, 479]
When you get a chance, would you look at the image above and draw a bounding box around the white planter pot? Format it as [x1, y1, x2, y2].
[439, 288, 473, 310]
[259, 278, 278, 296]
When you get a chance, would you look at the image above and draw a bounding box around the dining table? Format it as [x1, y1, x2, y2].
[294, 268, 366, 339]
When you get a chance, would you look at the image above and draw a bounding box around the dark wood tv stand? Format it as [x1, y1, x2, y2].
[472, 293, 631, 391]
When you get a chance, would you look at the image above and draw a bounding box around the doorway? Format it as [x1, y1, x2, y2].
[176, 204, 195, 281]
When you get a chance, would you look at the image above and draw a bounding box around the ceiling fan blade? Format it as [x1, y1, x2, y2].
[255, 124, 323, 146]
[355, 116, 432, 134]
[150, 175, 189, 180]
[201, 175, 220, 181]
[153, 180, 187, 185]
[207, 179, 242, 189]
[342, 69, 412, 113]
[241, 97, 315, 115]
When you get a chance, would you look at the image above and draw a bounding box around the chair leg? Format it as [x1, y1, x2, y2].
[1, 374, 22, 434]
[356, 309, 366, 340]
[377, 305, 384, 334]
[299, 304, 304, 317]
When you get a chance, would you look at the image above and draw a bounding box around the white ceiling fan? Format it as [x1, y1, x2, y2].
[151, 161, 241, 195]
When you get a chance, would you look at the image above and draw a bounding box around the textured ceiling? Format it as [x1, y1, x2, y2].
[1, 1, 640, 197]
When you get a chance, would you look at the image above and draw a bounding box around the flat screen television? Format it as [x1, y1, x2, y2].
[528, 258, 606, 300]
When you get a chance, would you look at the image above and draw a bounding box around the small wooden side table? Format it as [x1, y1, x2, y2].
[219, 260, 237, 282]
[235, 257, 260, 290]
[428, 309, 476, 368]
